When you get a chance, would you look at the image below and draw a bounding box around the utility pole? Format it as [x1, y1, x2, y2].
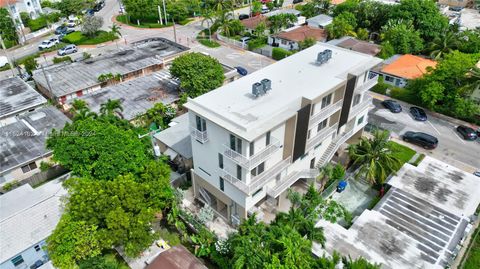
[41, 54, 53, 98]
[158, 5, 163, 25]
[172, 18, 177, 43]
[162, 0, 168, 24]
[0, 34, 16, 77]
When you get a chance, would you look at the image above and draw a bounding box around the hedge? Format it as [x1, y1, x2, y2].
[53, 56, 72, 64]
[63, 31, 117, 45]
[272, 47, 293, 60]
[116, 15, 173, 28]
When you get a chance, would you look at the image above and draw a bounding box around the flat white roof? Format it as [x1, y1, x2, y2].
[388, 156, 480, 217]
[185, 43, 381, 141]
[0, 180, 66, 264]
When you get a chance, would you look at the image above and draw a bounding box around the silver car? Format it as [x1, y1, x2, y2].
[57, 45, 77, 56]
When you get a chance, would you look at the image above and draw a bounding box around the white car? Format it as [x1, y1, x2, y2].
[66, 20, 77, 28]
[38, 38, 59, 50]
[0, 56, 8, 67]
[57, 44, 77, 56]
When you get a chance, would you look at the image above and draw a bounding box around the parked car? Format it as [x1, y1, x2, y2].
[55, 25, 68, 34]
[239, 14, 249, 20]
[293, 0, 303, 3]
[38, 38, 59, 50]
[409, 106, 427, 121]
[240, 36, 250, 45]
[456, 125, 478, 140]
[235, 66, 248, 76]
[57, 44, 78, 56]
[403, 131, 438, 149]
[93, 1, 105, 12]
[474, 171, 480, 177]
[449, 6, 463, 12]
[381, 100, 402, 113]
[86, 9, 95, 16]
[261, 5, 270, 14]
[0, 56, 8, 68]
[66, 19, 77, 28]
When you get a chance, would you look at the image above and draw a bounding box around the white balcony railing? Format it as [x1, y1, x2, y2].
[266, 169, 318, 198]
[190, 127, 208, 143]
[305, 123, 338, 151]
[355, 75, 379, 93]
[349, 96, 373, 118]
[318, 128, 356, 166]
[223, 137, 281, 169]
[219, 157, 292, 195]
[309, 100, 343, 127]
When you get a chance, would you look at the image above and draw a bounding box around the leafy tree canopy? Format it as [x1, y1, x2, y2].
[0, 8, 18, 43]
[380, 19, 423, 54]
[46, 116, 149, 180]
[170, 52, 225, 98]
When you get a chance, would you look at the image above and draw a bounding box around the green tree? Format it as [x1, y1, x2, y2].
[0, 8, 18, 45]
[170, 52, 225, 97]
[166, 0, 190, 22]
[138, 102, 176, 129]
[356, 28, 369, 41]
[267, 13, 298, 34]
[343, 256, 381, 269]
[419, 81, 445, 109]
[381, 19, 423, 54]
[57, 0, 92, 16]
[46, 117, 148, 180]
[252, 1, 262, 15]
[378, 41, 395, 59]
[47, 215, 103, 268]
[299, 37, 316, 50]
[326, 12, 357, 39]
[109, 23, 122, 49]
[458, 30, 480, 54]
[81, 15, 103, 37]
[122, 0, 158, 21]
[23, 56, 38, 75]
[100, 99, 123, 118]
[427, 29, 461, 60]
[348, 130, 402, 185]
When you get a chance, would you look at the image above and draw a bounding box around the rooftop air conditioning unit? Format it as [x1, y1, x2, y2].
[252, 82, 264, 98]
[261, 78, 271, 92]
[317, 49, 333, 65]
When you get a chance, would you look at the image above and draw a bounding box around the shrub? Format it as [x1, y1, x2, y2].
[272, 47, 293, 60]
[158, 228, 181, 246]
[53, 56, 72, 64]
[28, 16, 48, 31]
[198, 38, 220, 48]
[390, 87, 420, 106]
[332, 164, 345, 180]
[40, 161, 54, 172]
[3, 180, 19, 191]
[371, 77, 388, 95]
[63, 31, 116, 45]
[198, 205, 214, 224]
[248, 37, 267, 50]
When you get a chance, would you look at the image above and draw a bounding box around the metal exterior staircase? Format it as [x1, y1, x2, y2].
[266, 169, 318, 198]
[317, 128, 355, 167]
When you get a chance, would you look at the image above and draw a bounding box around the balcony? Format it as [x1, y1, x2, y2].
[266, 169, 318, 198]
[309, 100, 343, 127]
[219, 157, 292, 195]
[190, 127, 208, 143]
[305, 123, 338, 151]
[223, 137, 281, 169]
[355, 75, 379, 93]
[349, 96, 373, 118]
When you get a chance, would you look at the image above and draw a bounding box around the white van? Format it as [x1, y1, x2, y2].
[0, 56, 8, 67]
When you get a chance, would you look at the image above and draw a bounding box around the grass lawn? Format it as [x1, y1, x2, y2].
[389, 141, 416, 167]
[116, 15, 173, 28]
[462, 226, 480, 269]
[63, 31, 117, 45]
[197, 38, 220, 48]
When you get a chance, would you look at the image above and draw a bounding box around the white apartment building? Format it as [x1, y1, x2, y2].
[184, 43, 382, 225]
[2, 0, 43, 22]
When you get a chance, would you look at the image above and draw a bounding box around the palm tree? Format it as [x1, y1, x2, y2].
[69, 99, 88, 114]
[109, 23, 122, 49]
[317, 163, 334, 190]
[73, 108, 97, 121]
[468, 66, 480, 91]
[427, 29, 460, 60]
[100, 99, 123, 118]
[347, 130, 401, 185]
[201, 9, 215, 39]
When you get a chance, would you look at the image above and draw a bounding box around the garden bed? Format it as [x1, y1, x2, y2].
[63, 31, 118, 45]
[116, 15, 174, 28]
[197, 38, 220, 48]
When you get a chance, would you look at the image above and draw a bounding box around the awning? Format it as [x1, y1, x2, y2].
[163, 148, 178, 160]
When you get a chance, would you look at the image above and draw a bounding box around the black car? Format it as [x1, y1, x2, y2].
[93, 1, 105, 12]
[449, 6, 463, 12]
[239, 14, 249, 20]
[409, 106, 427, 121]
[55, 25, 68, 35]
[235, 66, 248, 76]
[293, 0, 303, 3]
[86, 9, 95, 16]
[456, 125, 478, 140]
[403, 131, 438, 149]
[381, 100, 402, 113]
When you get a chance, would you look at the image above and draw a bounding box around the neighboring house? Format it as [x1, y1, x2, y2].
[153, 113, 193, 182]
[240, 15, 269, 34]
[438, 0, 472, 7]
[469, 60, 480, 104]
[1, 0, 43, 22]
[306, 14, 333, 29]
[0, 180, 66, 269]
[146, 245, 207, 269]
[316, 156, 480, 269]
[328, 36, 381, 56]
[373, 54, 437, 88]
[185, 43, 382, 225]
[265, 8, 306, 26]
[0, 77, 70, 186]
[32, 38, 189, 104]
[268, 25, 327, 51]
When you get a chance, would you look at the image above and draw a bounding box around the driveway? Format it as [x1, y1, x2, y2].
[368, 94, 480, 171]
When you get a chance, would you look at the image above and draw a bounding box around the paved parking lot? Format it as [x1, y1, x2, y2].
[368, 98, 480, 171]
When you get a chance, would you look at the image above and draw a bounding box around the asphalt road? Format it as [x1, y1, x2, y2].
[368, 97, 480, 171]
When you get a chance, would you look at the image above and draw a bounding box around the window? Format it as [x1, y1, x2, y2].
[249, 142, 255, 157]
[21, 162, 37, 173]
[11, 255, 24, 266]
[310, 158, 316, 169]
[385, 76, 394, 82]
[218, 153, 223, 169]
[252, 188, 262, 197]
[250, 162, 265, 177]
[311, 103, 316, 115]
[358, 116, 364, 125]
[321, 93, 332, 108]
[317, 119, 328, 132]
[307, 130, 311, 139]
[353, 94, 361, 106]
[236, 165, 242, 180]
[266, 131, 271, 146]
[219, 177, 224, 191]
[230, 134, 242, 154]
[195, 115, 206, 131]
[34, 245, 41, 252]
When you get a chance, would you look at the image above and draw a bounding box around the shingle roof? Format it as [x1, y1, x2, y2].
[381, 54, 437, 80]
[241, 15, 268, 30]
[146, 245, 207, 269]
[274, 25, 327, 43]
[329, 37, 381, 56]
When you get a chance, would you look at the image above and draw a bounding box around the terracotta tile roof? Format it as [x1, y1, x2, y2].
[274, 25, 327, 43]
[146, 245, 207, 269]
[381, 54, 437, 80]
[335, 37, 381, 56]
[0, 0, 18, 7]
[241, 15, 268, 30]
[331, 0, 347, 4]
